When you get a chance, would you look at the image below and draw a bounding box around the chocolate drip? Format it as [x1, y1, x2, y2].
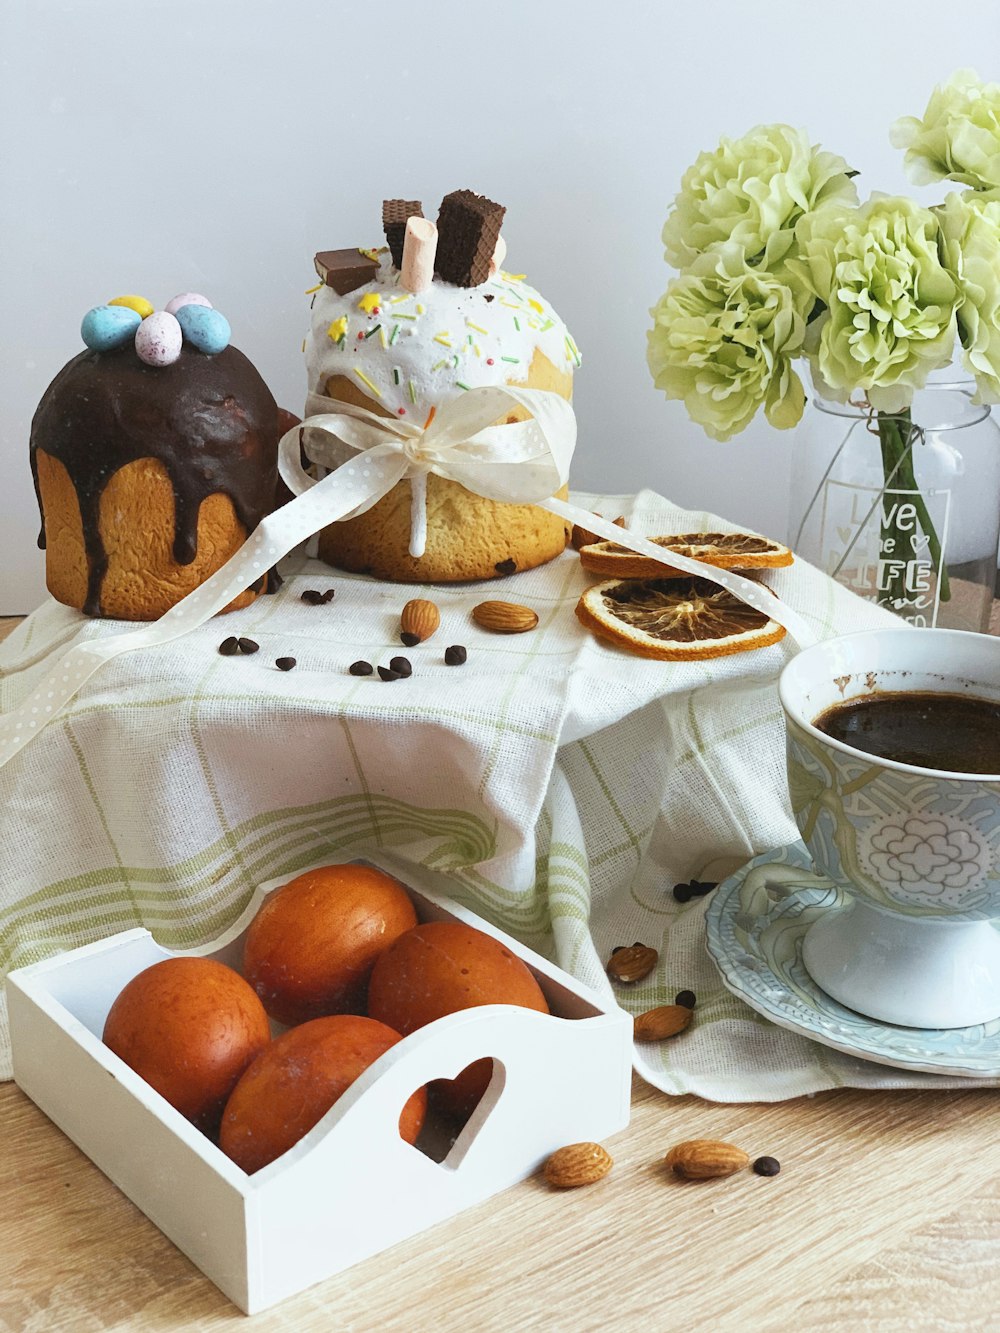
[30, 344, 279, 617]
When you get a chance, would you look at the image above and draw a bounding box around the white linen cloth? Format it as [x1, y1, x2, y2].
[2, 489, 993, 1097]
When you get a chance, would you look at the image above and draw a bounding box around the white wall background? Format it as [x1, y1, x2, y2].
[2, 0, 997, 612]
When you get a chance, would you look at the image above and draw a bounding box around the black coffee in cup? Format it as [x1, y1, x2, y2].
[813, 691, 1000, 774]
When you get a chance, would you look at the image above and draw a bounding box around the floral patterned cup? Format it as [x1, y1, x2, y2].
[779, 628, 1000, 1028]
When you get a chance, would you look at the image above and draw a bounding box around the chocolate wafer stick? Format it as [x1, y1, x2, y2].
[383, 200, 423, 269]
[435, 190, 506, 287]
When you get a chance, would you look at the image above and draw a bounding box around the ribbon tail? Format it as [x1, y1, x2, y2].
[0, 449, 409, 770]
[537, 497, 817, 649]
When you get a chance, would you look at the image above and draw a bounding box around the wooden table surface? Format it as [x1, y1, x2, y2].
[2, 608, 1000, 1332]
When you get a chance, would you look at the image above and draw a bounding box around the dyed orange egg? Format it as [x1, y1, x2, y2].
[219, 1013, 426, 1173]
[243, 863, 418, 1026]
[367, 920, 550, 1119]
[102, 956, 271, 1136]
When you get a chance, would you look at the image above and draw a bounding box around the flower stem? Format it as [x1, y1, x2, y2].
[876, 409, 950, 611]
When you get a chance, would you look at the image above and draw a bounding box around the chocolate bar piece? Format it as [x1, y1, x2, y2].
[313, 248, 380, 295]
[435, 190, 506, 287]
[383, 199, 423, 269]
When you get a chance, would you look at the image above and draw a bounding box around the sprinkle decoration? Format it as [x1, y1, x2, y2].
[303, 216, 581, 418]
[354, 368, 382, 398]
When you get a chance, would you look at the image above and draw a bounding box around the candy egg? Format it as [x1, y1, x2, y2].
[175, 304, 231, 355]
[81, 304, 142, 351]
[134, 310, 183, 366]
[165, 291, 212, 315]
[109, 294, 155, 319]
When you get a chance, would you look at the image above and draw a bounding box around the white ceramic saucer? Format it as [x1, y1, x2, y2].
[704, 843, 1000, 1078]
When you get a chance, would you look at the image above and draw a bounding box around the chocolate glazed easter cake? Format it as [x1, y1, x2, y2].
[304, 190, 581, 583]
[31, 294, 282, 620]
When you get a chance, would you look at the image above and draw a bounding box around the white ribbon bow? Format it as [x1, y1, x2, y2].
[282, 386, 577, 557]
[0, 387, 813, 769]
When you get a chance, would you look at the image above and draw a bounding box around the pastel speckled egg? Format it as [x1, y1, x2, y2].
[165, 291, 212, 315]
[81, 304, 142, 351]
[175, 303, 231, 355]
[134, 310, 183, 366]
[108, 294, 154, 319]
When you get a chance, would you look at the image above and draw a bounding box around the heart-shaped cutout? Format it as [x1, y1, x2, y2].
[407, 1057, 505, 1165]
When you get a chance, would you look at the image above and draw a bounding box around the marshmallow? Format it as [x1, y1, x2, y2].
[401, 216, 438, 294]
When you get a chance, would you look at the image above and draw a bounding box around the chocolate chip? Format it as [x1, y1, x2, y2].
[389, 656, 412, 677]
[400, 631, 421, 647]
[752, 1156, 781, 1177]
[321, 589, 335, 603]
[218, 636, 240, 656]
[483, 293, 495, 302]
[378, 666, 401, 681]
[674, 990, 697, 1009]
[275, 657, 296, 671]
[238, 638, 259, 655]
[300, 590, 324, 605]
[494, 558, 517, 576]
[349, 660, 374, 676]
[444, 644, 467, 666]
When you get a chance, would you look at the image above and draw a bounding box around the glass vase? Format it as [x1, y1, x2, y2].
[788, 380, 1000, 632]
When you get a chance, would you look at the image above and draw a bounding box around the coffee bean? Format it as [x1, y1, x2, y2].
[218, 636, 240, 656]
[389, 656, 412, 678]
[238, 638, 259, 655]
[300, 589, 323, 605]
[752, 1156, 781, 1177]
[673, 879, 717, 903]
[378, 666, 401, 682]
[349, 660, 374, 676]
[275, 657, 296, 671]
[444, 644, 467, 666]
[674, 990, 697, 1009]
[400, 631, 421, 647]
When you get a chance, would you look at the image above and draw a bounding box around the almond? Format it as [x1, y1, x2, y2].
[664, 1139, 750, 1180]
[400, 598, 440, 645]
[471, 601, 539, 634]
[543, 1141, 613, 1189]
[606, 944, 658, 984]
[633, 1004, 693, 1042]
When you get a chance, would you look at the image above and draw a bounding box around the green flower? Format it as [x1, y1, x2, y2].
[937, 189, 1000, 403]
[792, 195, 958, 412]
[661, 124, 857, 282]
[647, 242, 809, 442]
[892, 70, 1000, 191]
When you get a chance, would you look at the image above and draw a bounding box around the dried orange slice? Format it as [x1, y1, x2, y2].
[578, 531, 793, 579]
[575, 577, 787, 660]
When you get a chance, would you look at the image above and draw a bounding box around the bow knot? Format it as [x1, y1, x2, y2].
[280, 385, 577, 557]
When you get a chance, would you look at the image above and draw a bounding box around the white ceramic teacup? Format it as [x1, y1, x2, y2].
[778, 628, 1000, 1029]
